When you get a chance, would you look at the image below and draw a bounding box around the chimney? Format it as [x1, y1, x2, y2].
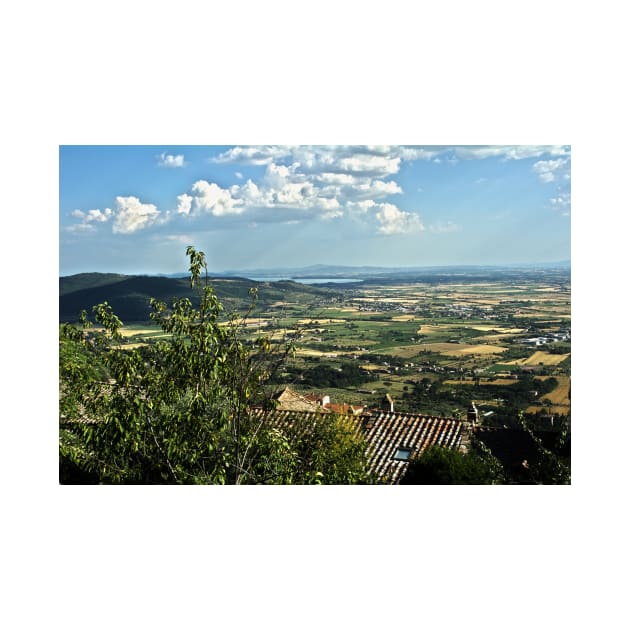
[467, 401, 479, 426]
[381, 393, 394, 413]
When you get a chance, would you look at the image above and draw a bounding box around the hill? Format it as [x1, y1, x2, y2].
[60, 273, 337, 323]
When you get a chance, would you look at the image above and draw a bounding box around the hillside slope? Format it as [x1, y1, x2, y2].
[59, 273, 336, 322]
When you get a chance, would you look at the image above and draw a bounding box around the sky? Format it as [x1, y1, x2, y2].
[59, 145, 570, 275]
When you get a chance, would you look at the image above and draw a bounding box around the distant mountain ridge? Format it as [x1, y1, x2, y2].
[211, 260, 570, 278]
[59, 273, 335, 323]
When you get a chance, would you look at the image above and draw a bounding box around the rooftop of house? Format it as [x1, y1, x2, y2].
[271, 387, 330, 413]
[251, 405, 471, 484]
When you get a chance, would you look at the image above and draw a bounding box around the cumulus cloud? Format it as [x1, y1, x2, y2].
[112, 196, 160, 234]
[67, 146, 571, 238]
[158, 152, 186, 168]
[191, 180, 244, 216]
[71, 208, 112, 223]
[175, 193, 193, 215]
[181, 147, 416, 232]
[346, 200, 377, 214]
[65, 207, 113, 231]
[375, 203, 424, 235]
[213, 145, 293, 165]
[532, 158, 570, 183]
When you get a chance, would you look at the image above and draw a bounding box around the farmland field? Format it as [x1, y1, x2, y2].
[264, 269, 571, 425]
[504, 351, 570, 366]
[87, 267, 570, 427]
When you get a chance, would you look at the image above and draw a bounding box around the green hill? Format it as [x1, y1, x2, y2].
[59, 273, 336, 323]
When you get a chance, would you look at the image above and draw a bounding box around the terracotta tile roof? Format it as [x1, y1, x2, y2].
[251, 407, 471, 484]
[272, 387, 330, 413]
[361, 411, 471, 484]
[325, 402, 364, 415]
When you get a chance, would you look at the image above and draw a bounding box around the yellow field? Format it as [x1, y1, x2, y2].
[538, 375, 571, 405]
[359, 363, 384, 371]
[298, 318, 346, 325]
[389, 342, 507, 358]
[120, 327, 160, 337]
[503, 351, 570, 366]
[296, 348, 346, 358]
[391, 314, 417, 321]
[416, 323, 524, 335]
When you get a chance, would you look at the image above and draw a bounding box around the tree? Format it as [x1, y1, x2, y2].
[400, 445, 504, 485]
[516, 412, 571, 485]
[59, 246, 370, 484]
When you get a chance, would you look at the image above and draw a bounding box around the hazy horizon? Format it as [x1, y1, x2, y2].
[60, 258, 571, 279]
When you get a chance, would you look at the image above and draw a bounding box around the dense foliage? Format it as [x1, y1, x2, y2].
[288, 362, 376, 389]
[59, 247, 370, 484]
[401, 445, 505, 485]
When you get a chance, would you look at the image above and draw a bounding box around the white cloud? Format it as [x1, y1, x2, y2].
[112, 196, 160, 234]
[375, 203, 424, 235]
[158, 152, 186, 168]
[191, 180, 244, 216]
[70, 146, 572, 238]
[175, 193, 193, 215]
[188, 147, 414, 230]
[532, 158, 570, 183]
[86, 208, 112, 222]
[550, 192, 571, 215]
[398, 147, 440, 160]
[347, 200, 377, 214]
[213, 145, 293, 165]
[455, 145, 570, 160]
[66, 207, 112, 231]
[351, 178, 402, 199]
[335, 154, 400, 177]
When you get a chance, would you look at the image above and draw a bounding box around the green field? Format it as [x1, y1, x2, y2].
[83, 271, 570, 424]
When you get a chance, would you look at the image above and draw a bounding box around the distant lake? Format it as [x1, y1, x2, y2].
[248, 277, 363, 284]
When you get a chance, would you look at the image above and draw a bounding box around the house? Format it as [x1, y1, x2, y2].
[304, 392, 331, 407]
[64, 383, 473, 485]
[252, 402, 472, 484]
[271, 387, 330, 413]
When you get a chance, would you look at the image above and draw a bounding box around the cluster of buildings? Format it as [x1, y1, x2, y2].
[519, 330, 571, 346]
[266, 387, 477, 483]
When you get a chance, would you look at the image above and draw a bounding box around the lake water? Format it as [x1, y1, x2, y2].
[249, 277, 362, 284]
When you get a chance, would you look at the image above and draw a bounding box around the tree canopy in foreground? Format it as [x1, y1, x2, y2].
[59, 247, 370, 484]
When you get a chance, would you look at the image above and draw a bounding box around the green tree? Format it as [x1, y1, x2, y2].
[400, 445, 504, 485]
[516, 412, 571, 484]
[60, 246, 370, 484]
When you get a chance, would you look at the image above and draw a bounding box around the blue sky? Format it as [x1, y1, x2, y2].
[59, 145, 570, 275]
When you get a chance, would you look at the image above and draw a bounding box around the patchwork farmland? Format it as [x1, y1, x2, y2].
[110, 267, 570, 429]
